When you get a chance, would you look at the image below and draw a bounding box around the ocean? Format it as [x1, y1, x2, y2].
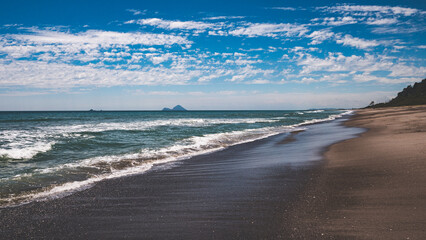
[0, 109, 351, 207]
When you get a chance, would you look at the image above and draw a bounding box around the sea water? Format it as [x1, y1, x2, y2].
[0, 110, 351, 207]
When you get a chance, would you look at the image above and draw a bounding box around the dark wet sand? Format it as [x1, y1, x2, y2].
[291, 105, 426, 239]
[0, 118, 361, 239]
[278, 130, 305, 144]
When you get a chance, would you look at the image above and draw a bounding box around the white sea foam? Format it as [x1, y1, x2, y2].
[0, 117, 278, 160]
[0, 129, 55, 159]
[30, 163, 154, 202]
[0, 141, 54, 159]
[296, 110, 352, 127]
[305, 110, 324, 113]
[43, 117, 279, 133]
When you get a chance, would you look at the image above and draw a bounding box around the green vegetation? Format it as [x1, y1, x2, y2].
[367, 79, 426, 108]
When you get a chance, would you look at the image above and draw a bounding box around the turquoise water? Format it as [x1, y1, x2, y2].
[0, 110, 350, 207]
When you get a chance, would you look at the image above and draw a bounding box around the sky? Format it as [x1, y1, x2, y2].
[0, 0, 425, 110]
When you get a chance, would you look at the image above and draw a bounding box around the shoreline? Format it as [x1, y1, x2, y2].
[291, 105, 426, 239]
[0, 116, 361, 239]
[0, 110, 351, 209]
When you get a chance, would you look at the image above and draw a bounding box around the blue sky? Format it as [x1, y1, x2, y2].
[0, 0, 425, 110]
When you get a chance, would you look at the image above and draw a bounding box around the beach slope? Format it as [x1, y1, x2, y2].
[296, 105, 426, 239]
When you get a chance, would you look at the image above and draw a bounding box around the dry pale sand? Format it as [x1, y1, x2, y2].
[292, 105, 426, 239]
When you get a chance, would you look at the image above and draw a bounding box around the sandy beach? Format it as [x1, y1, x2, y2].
[292, 105, 426, 239]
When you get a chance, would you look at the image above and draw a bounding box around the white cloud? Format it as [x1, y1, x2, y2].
[0, 46, 282, 88]
[126, 9, 147, 15]
[319, 5, 420, 17]
[0, 28, 194, 69]
[0, 60, 203, 88]
[371, 25, 424, 34]
[225, 59, 262, 65]
[207, 30, 228, 36]
[239, 48, 265, 52]
[299, 77, 317, 83]
[307, 29, 334, 44]
[270, 7, 297, 11]
[388, 65, 426, 77]
[352, 73, 420, 83]
[227, 66, 274, 82]
[297, 53, 392, 74]
[292, 73, 351, 84]
[314, 4, 420, 30]
[287, 46, 319, 53]
[3, 24, 23, 27]
[0, 90, 55, 96]
[145, 91, 182, 95]
[312, 16, 358, 26]
[145, 53, 175, 65]
[294, 52, 425, 85]
[229, 23, 308, 37]
[129, 18, 215, 31]
[203, 16, 245, 20]
[248, 79, 272, 84]
[365, 18, 398, 25]
[0, 29, 191, 60]
[334, 34, 379, 50]
[8, 29, 190, 46]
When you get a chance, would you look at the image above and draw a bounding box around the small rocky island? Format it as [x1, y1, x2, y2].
[162, 105, 187, 111]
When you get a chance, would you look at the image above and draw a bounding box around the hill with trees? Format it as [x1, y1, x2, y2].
[367, 79, 426, 108]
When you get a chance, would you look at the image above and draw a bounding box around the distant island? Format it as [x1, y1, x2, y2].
[367, 78, 426, 108]
[162, 105, 187, 111]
